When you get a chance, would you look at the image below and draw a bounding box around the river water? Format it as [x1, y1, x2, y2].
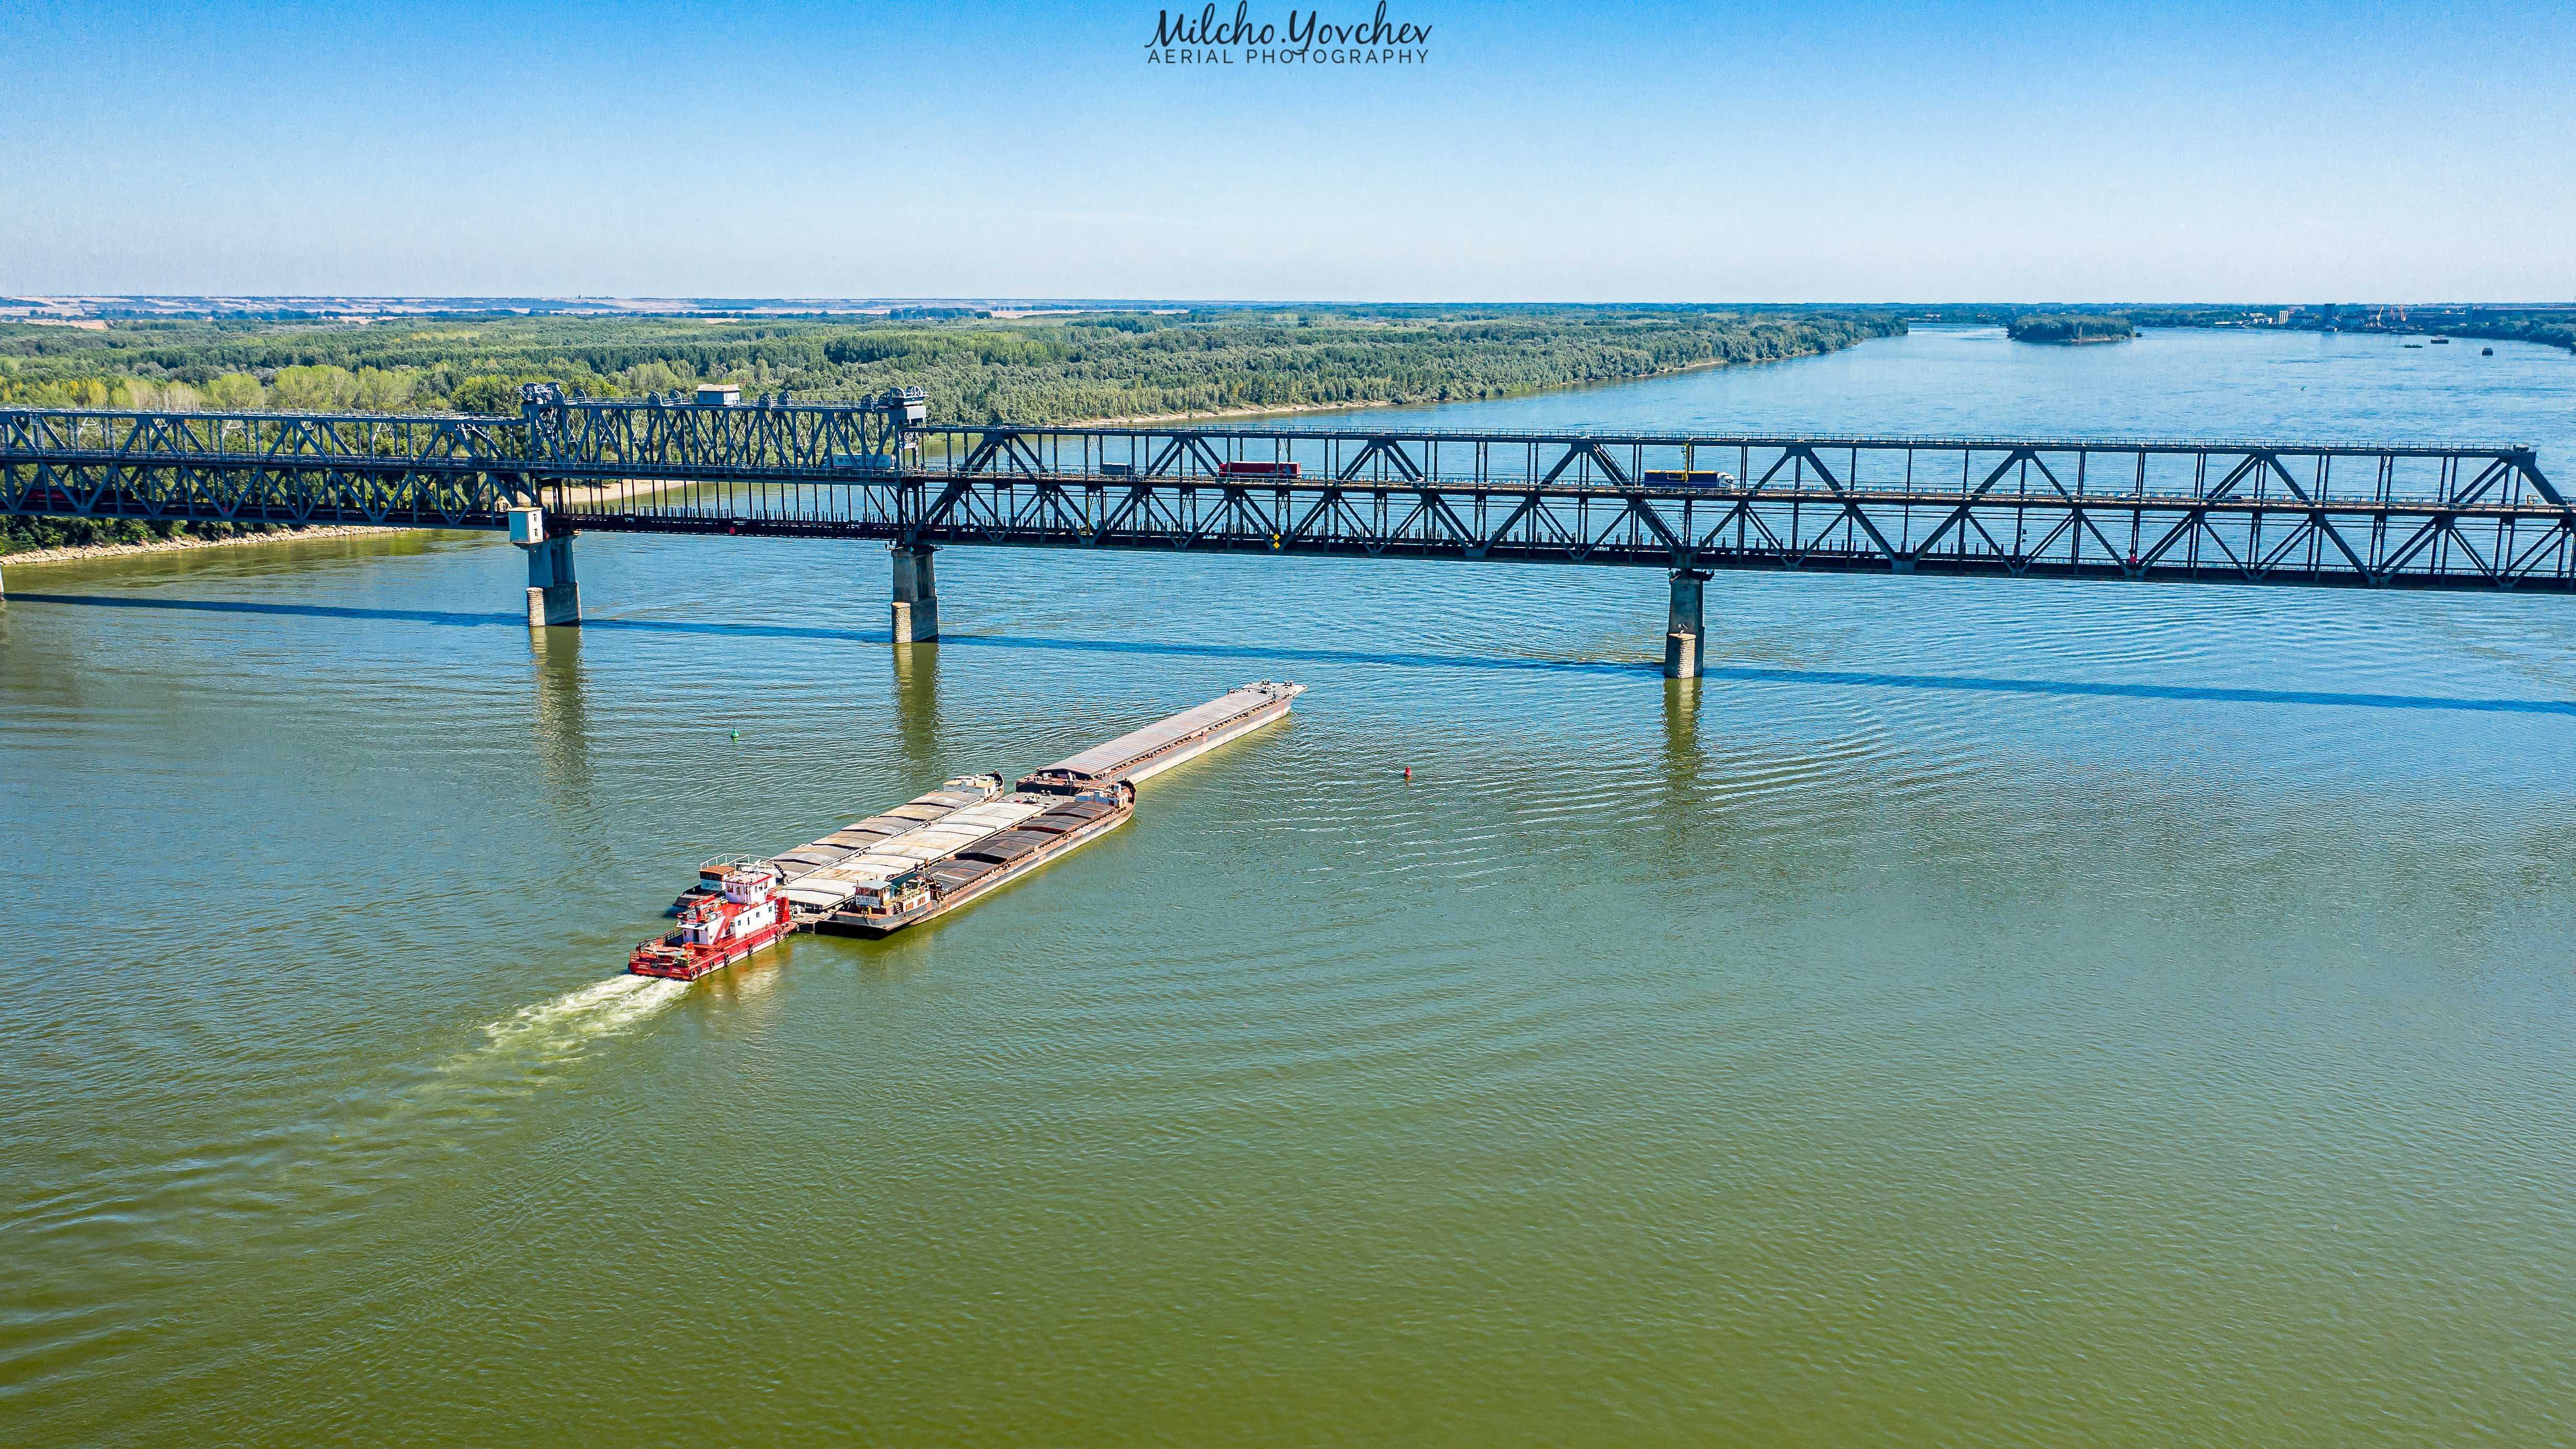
[5, 327, 2575, 1446]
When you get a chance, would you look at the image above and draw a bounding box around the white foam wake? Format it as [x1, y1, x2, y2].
[461, 973, 689, 1073]
[370, 974, 691, 1123]
[283, 972, 690, 1193]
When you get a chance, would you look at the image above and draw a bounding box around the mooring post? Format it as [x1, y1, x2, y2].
[510, 506, 581, 627]
[1664, 568, 1708, 680]
[890, 543, 938, 644]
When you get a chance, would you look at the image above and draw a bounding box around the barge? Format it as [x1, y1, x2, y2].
[630, 682, 1302, 973]
[820, 681, 1302, 938]
[816, 779, 1135, 937]
[1018, 681, 1305, 795]
[670, 774, 1002, 913]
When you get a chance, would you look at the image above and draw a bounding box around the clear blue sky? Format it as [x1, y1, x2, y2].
[4, 0, 2570, 301]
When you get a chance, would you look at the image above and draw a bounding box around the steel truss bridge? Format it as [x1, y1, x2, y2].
[5, 387, 2570, 592]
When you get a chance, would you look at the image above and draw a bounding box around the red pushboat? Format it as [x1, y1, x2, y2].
[630, 861, 792, 981]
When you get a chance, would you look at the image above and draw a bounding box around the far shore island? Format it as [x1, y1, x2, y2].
[2007, 314, 2137, 345]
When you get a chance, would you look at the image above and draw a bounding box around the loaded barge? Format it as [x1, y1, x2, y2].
[1017, 680, 1306, 795]
[819, 781, 1134, 937]
[626, 682, 1303, 975]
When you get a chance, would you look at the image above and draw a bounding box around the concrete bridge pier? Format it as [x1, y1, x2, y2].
[890, 544, 938, 644]
[508, 505, 580, 626]
[1664, 568, 1709, 679]
[523, 534, 581, 627]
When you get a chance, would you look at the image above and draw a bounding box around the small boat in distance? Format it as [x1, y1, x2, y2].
[631, 862, 793, 980]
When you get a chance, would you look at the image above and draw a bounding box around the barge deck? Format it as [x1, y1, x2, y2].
[1018, 681, 1305, 795]
[630, 681, 1304, 973]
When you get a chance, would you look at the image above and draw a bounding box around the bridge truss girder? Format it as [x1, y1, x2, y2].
[8, 404, 2572, 592]
[538, 477, 2576, 591]
[3, 459, 519, 528]
[527, 394, 912, 474]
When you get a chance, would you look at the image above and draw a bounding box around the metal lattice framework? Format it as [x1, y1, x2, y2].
[523, 385, 918, 475]
[8, 392, 2571, 591]
[1, 407, 525, 527]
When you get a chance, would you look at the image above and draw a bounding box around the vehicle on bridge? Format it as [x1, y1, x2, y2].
[1217, 460, 1302, 478]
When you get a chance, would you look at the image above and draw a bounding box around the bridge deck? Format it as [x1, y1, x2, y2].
[6, 397, 2568, 591]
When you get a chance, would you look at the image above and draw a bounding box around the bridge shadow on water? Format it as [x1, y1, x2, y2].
[8, 592, 520, 629]
[11, 590, 2573, 718]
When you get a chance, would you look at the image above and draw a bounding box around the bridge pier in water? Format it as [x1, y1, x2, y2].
[1664, 568, 1708, 679]
[890, 544, 939, 644]
[524, 534, 581, 627]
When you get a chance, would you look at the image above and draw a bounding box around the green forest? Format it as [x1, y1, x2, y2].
[2006, 314, 2136, 344]
[2, 306, 1900, 553]
[0, 306, 1898, 420]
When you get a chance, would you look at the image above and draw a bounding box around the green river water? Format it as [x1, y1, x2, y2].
[5, 327, 2575, 1445]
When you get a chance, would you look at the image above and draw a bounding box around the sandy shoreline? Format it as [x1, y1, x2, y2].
[2, 524, 407, 568]
[1, 481, 685, 568]
[1074, 396, 1403, 428]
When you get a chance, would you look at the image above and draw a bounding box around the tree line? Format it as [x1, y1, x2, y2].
[0, 307, 1900, 421]
[2006, 315, 2136, 344]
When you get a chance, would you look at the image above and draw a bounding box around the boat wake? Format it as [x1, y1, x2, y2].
[262, 974, 688, 1205]
[445, 974, 688, 1083]
[355, 975, 685, 1127]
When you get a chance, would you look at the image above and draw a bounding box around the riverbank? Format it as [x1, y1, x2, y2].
[1, 523, 403, 567]
[1075, 350, 1790, 427]
[1082, 396, 1401, 427]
